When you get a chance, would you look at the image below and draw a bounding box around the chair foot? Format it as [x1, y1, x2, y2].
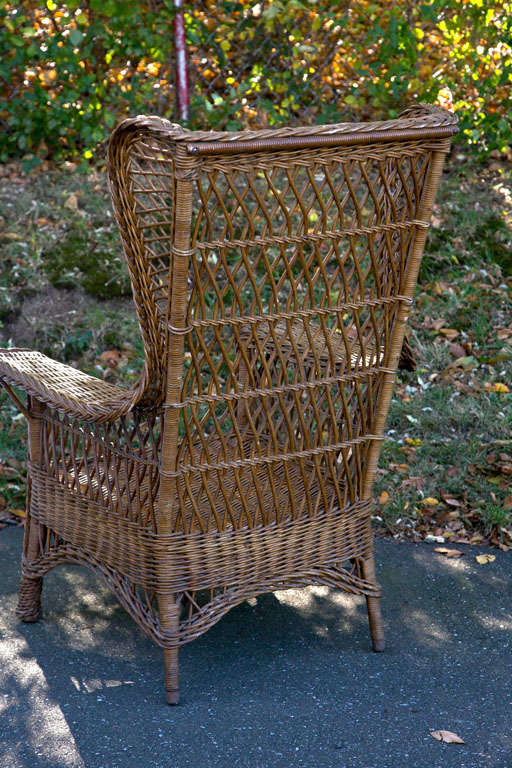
[16, 575, 43, 623]
[372, 637, 386, 653]
[366, 594, 385, 653]
[165, 688, 180, 705]
[358, 554, 385, 653]
[163, 647, 179, 705]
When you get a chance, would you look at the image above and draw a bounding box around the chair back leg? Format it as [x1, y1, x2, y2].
[358, 554, 385, 651]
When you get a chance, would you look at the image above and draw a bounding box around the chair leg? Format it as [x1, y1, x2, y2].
[359, 554, 385, 652]
[17, 400, 44, 623]
[17, 574, 43, 623]
[158, 595, 180, 705]
[17, 517, 43, 622]
[163, 647, 180, 705]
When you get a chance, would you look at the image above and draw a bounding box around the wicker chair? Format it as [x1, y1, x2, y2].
[0, 105, 457, 704]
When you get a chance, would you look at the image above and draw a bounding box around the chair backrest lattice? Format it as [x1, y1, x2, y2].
[107, 105, 457, 536]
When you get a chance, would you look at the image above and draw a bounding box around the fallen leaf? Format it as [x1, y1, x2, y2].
[434, 548, 464, 558]
[430, 730, 465, 744]
[420, 497, 440, 506]
[10, 508, 26, 519]
[438, 328, 459, 341]
[433, 281, 453, 296]
[99, 349, 122, 367]
[485, 381, 510, 393]
[451, 355, 477, 370]
[64, 193, 79, 211]
[449, 343, 466, 358]
[475, 554, 496, 564]
[379, 491, 389, 505]
[398, 476, 422, 491]
[441, 494, 463, 507]
[497, 328, 512, 341]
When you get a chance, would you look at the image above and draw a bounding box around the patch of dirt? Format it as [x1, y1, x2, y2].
[0, 284, 134, 350]
[0, 284, 90, 347]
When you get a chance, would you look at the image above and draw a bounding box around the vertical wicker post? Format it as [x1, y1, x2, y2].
[157, 147, 196, 704]
[358, 148, 450, 651]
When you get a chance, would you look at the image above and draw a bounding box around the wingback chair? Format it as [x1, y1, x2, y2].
[0, 104, 457, 703]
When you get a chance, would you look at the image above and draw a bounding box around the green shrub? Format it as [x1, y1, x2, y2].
[1, 1, 511, 160]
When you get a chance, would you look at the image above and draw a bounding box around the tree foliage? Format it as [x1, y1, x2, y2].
[1, 0, 511, 161]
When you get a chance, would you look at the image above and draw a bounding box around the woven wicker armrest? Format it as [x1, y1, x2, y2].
[0, 348, 134, 423]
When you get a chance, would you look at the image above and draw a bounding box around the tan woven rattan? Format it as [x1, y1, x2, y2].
[0, 104, 457, 704]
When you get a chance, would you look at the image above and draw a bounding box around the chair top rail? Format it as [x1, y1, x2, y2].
[111, 103, 457, 155]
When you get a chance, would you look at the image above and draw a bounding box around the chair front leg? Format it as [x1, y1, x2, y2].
[158, 594, 181, 705]
[16, 398, 45, 623]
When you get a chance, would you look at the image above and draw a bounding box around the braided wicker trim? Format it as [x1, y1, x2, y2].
[194, 219, 429, 254]
[185, 295, 413, 332]
[161, 435, 383, 477]
[28, 464, 373, 594]
[197, 139, 451, 174]
[166, 369, 392, 410]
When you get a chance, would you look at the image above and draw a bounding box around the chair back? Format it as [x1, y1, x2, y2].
[108, 105, 457, 534]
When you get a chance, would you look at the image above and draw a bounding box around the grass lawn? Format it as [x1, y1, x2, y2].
[0, 150, 511, 547]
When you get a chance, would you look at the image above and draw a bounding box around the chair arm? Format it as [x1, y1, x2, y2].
[0, 348, 135, 423]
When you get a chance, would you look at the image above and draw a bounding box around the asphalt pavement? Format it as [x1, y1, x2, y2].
[1, 526, 511, 768]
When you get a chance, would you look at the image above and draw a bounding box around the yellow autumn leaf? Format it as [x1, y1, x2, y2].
[379, 491, 389, 505]
[405, 437, 422, 447]
[420, 497, 439, 505]
[485, 381, 510, 393]
[475, 554, 496, 564]
[10, 508, 26, 519]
